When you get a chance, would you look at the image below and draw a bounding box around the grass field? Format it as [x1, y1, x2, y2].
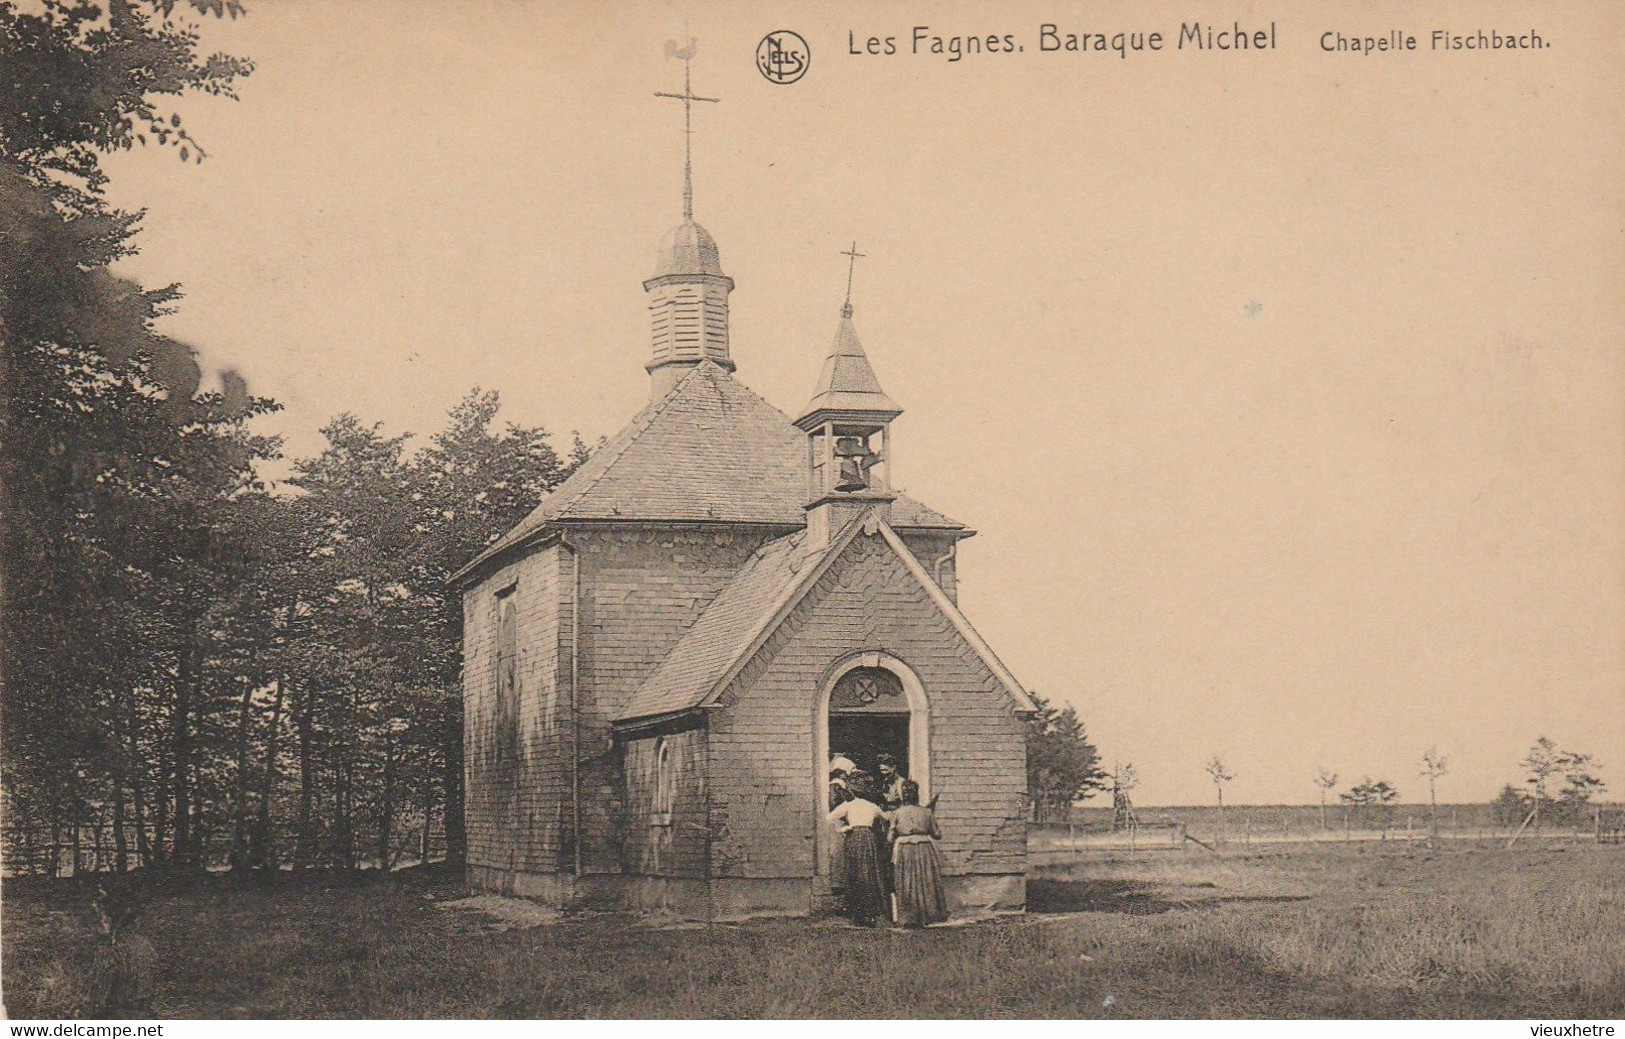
[4, 842, 1623, 1019]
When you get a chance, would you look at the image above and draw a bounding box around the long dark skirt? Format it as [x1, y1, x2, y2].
[840, 826, 887, 925]
[893, 839, 949, 928]
[828, 827, 846, 892]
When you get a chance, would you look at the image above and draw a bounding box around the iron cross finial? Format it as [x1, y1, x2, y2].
[841, 241, 866, 317]
[655, 39, 719, 221]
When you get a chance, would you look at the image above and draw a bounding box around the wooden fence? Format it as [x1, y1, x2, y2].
[2, 822, 449, 878]
[1030, 803, 1625, 855]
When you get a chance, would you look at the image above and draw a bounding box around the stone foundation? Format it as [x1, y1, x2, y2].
[470, 865, 1025, 922]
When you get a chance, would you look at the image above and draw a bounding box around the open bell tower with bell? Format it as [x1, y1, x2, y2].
[795, 243, 904, 547]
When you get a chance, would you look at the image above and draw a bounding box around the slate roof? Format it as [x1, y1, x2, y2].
[615, 528, 822, 723]
[457, 361, 964, 579]
[795, 310, 903, 424]
[614, 514, 1036, 724]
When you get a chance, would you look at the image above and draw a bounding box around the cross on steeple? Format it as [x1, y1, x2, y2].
[655, 39, 718, 221]
[841, 241, 866, 318]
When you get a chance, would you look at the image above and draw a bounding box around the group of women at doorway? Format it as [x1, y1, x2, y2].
[827, 754, 949, 928]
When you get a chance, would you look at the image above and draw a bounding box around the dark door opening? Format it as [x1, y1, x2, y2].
[829, 713, 909, 781]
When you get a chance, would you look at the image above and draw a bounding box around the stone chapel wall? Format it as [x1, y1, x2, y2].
[708, 531, 1028, 887]
[462, 545, 572, 883]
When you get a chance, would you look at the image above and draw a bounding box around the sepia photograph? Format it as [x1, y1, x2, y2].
[2, 0, 1622, 1025]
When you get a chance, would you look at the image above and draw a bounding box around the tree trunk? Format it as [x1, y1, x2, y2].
[336, 751, 354, 871]
[172, 632, 196, 866]
[132, 783, 151, 868]
[378, 728, 395, 871]
[69, 804, 82, 878]
[230, 661, 257, 872]
[127, 702, 153, 867]
[111, 782, 128, 874]
[443, 704, 465, 868]
[295, 687, 315, 870]
[419, 741, 436, 864]
[90, 803, 107, 873]
[255, 674, 288, 871]
[152, 687, 170, 866]
[50, 814, 63, 879]
[111, 688, 130, 873]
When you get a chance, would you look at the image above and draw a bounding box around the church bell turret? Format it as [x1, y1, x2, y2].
[795, 244, 902, 546]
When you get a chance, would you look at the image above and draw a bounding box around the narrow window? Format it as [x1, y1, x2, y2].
[652, 736, 676, 826]
[495, 592, 520, 766]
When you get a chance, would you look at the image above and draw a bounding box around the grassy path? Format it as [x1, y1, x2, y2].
[5, 844, 1622, 1018]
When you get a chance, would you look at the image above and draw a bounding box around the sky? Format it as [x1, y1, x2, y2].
[103, 0, 1625, 805]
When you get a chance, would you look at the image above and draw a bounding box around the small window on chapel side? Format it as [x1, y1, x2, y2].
[652, 737, 676, 827]
[495, 593, 520, 766]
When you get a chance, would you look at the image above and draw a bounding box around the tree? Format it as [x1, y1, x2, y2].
[2, 0, 258, 874]
[2, 4, 607, 878]
[1204, 756, 1235, 840]
[1339, 777, 1400, 831]
[1490, 783, 1527, 828]
[1519, 736, 1605, 829]
[1313, 767, 1338, 830]
[1419, 747, 1449, 835]
[1024, 693, 1107, 822]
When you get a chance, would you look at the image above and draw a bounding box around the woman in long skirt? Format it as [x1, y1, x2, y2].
[827, 782, 851, 894]
[889, 780, 949, 928]
[827, 781, 888, 926]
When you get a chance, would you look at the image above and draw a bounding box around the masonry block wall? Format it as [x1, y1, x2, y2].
[463, 545, 572, 881]
[708, 530, 1029, 883]
[571, 524, 770, 873]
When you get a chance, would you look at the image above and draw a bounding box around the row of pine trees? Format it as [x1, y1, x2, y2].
[0, 0, 585, 877]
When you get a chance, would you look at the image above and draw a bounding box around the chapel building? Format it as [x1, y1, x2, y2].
[452, 84, 1035, 919]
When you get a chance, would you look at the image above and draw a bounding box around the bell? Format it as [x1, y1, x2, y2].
[835, 457, 869, 492]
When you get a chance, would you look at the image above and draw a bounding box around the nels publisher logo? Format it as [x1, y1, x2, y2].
[757, 30, 809, 84]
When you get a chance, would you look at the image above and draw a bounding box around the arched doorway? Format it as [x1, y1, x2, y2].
[813, 652, 929, 881]
[829, 668, 910, 780]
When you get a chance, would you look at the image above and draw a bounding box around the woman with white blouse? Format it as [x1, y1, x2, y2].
[827, 777, 889, 926]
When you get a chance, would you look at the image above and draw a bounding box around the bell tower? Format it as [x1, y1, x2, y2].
[795, 243, 903, 546]
[645, 42, 734, 400]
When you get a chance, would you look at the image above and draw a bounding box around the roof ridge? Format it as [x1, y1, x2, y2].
[548, 362, 716, 519]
